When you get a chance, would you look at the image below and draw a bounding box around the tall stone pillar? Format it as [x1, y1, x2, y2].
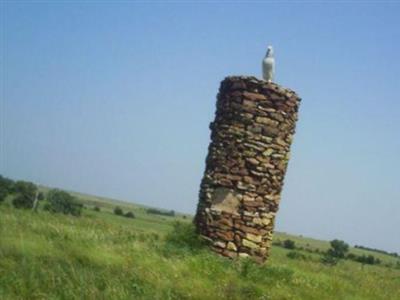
[194, 76, 301, 262]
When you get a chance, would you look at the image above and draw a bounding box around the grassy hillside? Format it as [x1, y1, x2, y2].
[1, 192, 399, 300]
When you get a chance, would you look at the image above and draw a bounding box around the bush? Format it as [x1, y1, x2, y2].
[327, 239, 349, 258]
[124, 211, 135, 218]
[46, 189, 82, 216]
[93, 206, 101, 212]
[14, 181, 36, 197]
[12, 194, 35, 209]
[12, 181, 37, 209]
[321, 239, 349, 266]
[114, 207, 124, 216]
[354, 254, 380, 265]
[283, 239, 296, 249]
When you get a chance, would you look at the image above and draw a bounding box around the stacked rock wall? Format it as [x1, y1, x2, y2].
[194, 76, 301, 262]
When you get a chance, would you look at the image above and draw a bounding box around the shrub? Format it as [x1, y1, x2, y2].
[12, 194, 35, 209]
[327, 239, 349, 258]
[321, 239, 349, 266]
[14, 181, 36, 196]
[124, 211, 135, 218]
[46, 189, 82, 216]
[114, 207, 124, 216]
[355, 254, 380, 265]
[12, 181, 37, 209]
[93, 206, 101, 212]
[283, 239, 296, 249]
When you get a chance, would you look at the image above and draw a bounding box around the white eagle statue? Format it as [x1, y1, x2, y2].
[262, 46, 275, 82]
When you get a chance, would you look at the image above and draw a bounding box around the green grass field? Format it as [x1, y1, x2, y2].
[1, 191, 399, 300]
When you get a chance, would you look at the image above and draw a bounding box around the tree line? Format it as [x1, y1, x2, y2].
[1, 175, 81, 216]
[275, 238, 395, 267]
[355, 245, 398, 258]
[146, 208, 175, 217]
[1, 175, 138, 220]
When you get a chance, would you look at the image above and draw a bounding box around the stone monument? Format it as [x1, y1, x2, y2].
[194, 51, 301, 262]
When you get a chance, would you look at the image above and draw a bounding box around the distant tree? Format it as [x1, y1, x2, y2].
[357, 254, 379, 265]
[124, 211, 135, 218]
[354, 244, 397, 257]
[14, 181, 36, 196]
[146, 208, 175, 217]
[321, 239, 350, 266]
[12, 181, 37, 209]
[46, 189, 82, 216]
[327, 240, 349, 258]
[283, 239, 296, 250]
[114, 206, 124, 216]
[347, 252, 381, 265]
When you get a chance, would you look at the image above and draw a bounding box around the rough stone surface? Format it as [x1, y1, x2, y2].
[194, 76, 301, 263]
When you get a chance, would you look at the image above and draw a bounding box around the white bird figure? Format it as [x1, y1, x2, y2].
[262, 46, 275, 82]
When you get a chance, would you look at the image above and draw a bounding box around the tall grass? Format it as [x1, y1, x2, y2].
[1, 204, 399, 300]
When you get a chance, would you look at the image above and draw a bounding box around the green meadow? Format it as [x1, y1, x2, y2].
[1, 191, 399, 300]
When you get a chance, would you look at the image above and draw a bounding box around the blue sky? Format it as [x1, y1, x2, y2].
[1, 2, 399, 253]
